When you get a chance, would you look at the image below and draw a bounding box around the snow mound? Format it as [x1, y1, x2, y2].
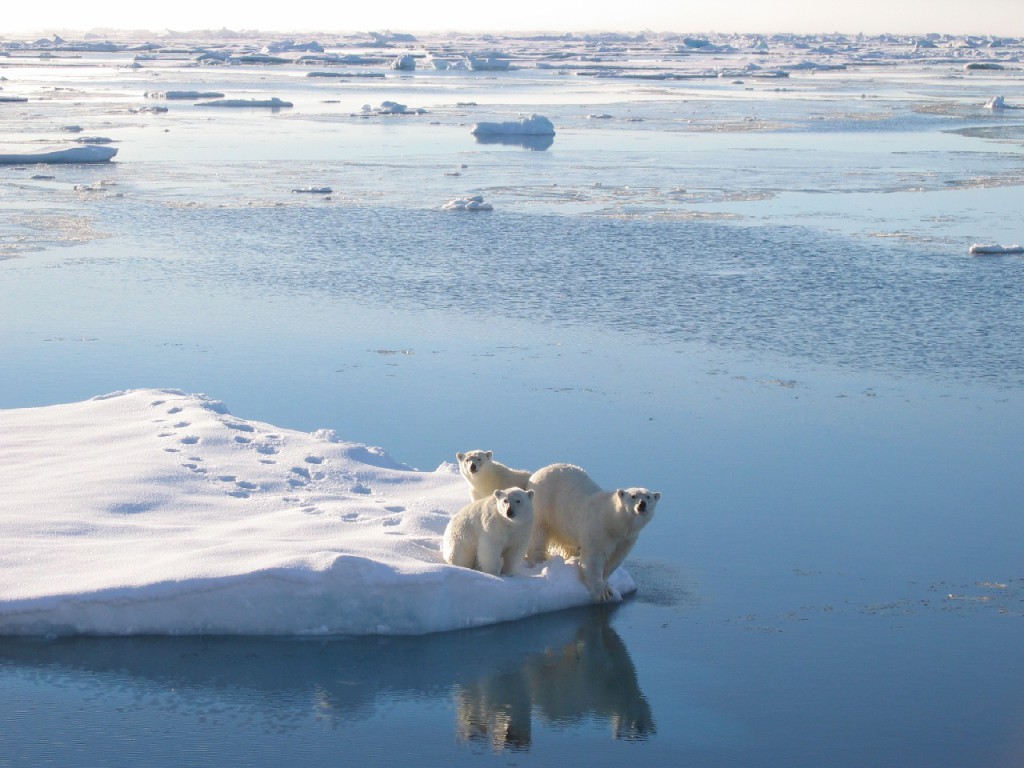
[0, 390, 633, 636]
[471, 114, 555, 136]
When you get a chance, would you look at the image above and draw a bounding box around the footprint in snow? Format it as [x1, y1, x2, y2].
[343, 512, 360, 522]
[351, 483, 371, 495]
[305, 456, 324, 465]
[234, 435, 251, 444]
[180, 436, 200, 445]
[225, 421, 255, 433]
[167, 406, 183, 414]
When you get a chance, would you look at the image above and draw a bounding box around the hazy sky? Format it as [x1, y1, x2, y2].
[2, 0, 1021, 36]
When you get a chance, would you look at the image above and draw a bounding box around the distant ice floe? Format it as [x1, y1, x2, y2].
[472, 114, 555, 136]
[442, 195, 493, 211]
[390, 53, 416, 70]
[292, 186, 333, 194]
[969, 243, 1024, 255]
[984, 95, 1019, 110]
[472, 114, 556, 150]
[195, 97, 293, 108]
[360, 101, 427, 115]
[145, 90, 225, 99]
[0, 145, 117, 164]
[467, 54, 511, 70]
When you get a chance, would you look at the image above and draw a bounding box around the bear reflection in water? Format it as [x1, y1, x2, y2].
[0, 603, 653, 752]
[455, 605, 655, 751]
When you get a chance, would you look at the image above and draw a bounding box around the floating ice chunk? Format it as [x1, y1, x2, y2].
[195, 97, 293, 108]
[471, 114, 555, 136]
[969, 243, 1024, 255]
[0, 389, 635, 636]
[390, 53, 416, 70]
[441, 195, 493, 212]
[467, 54, 510, 70]
[983, 95, 1018, 110]
[292, 186, 333, 194]
[0, 145, 117, 164]
[361, 101, 426, 115]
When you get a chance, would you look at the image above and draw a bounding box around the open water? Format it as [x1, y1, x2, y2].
[1, 31, 1022, 766]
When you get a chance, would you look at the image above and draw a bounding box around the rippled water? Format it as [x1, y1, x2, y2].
[88, 199, 1024, 388]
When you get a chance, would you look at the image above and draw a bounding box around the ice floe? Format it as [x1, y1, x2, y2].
[0, 145, 117, 164]
[471, 114, 555, 137]
[969, 242, 1024, 255]
[195, 97, 293, 108]
[442, 195, 493, 211]
[0, 390, 633, 636]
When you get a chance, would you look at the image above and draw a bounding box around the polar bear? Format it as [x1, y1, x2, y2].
[443, 488, 536, 576]
[456, 450, 532, 501]
[527, 464, 660, 602]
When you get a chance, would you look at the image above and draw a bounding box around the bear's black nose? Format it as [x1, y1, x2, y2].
[637, 499, 646, 513]
[507, 509, 516, 519]
[469, 463, 477, 473]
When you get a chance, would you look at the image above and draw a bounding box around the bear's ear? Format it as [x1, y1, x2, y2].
[617, 489, 626, 499]
[494, 489, 506, 500]
[653, 491, 662, 501]
[526, 489, 534, 498]
[457, 452, 465, 461]
[485, 451, 493, 459]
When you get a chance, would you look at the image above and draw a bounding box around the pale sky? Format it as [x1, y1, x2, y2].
[2, 0, 1021, 37]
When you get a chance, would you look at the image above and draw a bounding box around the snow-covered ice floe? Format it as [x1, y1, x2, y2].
[471, 114, 555, 137]
[969, 242, 1024, 255]
[195, 97, 293, 108]
[0, 390, 634, 636]
[442, 195, 493, 211]
[0, 145, 117, 164]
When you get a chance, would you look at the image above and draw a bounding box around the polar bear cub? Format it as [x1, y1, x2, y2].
[443, 488, 536, 576]
[527, 464, 660, 602]
[457, 450, 532, 500]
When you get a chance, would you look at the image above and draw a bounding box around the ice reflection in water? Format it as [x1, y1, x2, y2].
[0, 605, 653, 758]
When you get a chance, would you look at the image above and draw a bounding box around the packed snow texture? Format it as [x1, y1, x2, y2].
[0, 390, 634, 636]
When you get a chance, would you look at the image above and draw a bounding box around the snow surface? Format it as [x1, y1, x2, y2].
[0, 389, 633, 637]
[0, 145, 117, 164]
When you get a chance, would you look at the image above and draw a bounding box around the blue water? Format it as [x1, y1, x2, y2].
[3, 36, 1024, 768]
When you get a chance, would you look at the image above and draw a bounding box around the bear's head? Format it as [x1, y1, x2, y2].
[457, 450, 493, 477]
[616, 488, 661, 522]
[494, 488, 535, 522]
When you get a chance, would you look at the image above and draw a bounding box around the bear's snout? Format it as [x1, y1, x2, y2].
[468, 463, 478, 473]
[636, 498, 647, 513]
[506, 508, 516, 519]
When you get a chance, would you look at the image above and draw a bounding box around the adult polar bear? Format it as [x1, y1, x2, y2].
[528, 464, 660, 602]
[457, 450, 532, 500]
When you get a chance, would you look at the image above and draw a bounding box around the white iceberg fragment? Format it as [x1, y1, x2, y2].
[467, 54, 510, 70]
[0, 390, 633, 636]
[0, 145, 118, 164]
[360, 101, 426, 115]
[471, 114, 555, 137]
[292, 186, 332, 194]
[442, 195, 493, 211]
[390, 53, 416, 70]
[969, 243, 1024, 255]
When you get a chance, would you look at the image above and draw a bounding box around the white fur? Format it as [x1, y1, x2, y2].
[527, 464, 660, 602]
[456, 450, 532, 501]
[443, 488, 536, 576]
